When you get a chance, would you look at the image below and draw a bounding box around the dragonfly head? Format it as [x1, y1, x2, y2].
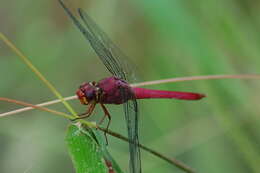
[76, 82, 101, 105]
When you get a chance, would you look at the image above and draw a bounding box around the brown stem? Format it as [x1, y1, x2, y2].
[98, 126, 196, 173]
[0, 96, 77, 117]
[0, 97, 73, 119]
[131, 74, 260, 87]
[0, 97, 194, 172]
[1, 74, 260, 117]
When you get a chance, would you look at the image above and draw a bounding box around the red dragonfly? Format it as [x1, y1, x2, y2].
[59, 1, 205, 173]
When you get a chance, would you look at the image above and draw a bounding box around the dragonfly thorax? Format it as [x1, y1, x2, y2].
[76, 81, 102, 105]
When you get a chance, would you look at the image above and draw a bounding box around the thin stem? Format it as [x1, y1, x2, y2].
[0, 97, 96, 128]
[0, 97, 72, 119]
[1, 74, 260, 117]
[98, 127, 195, 173]
[0, 96, 77, 117]
[131, 74, 260, 87]
[0, 97, 193, 172]
[0, 33, 77, 117]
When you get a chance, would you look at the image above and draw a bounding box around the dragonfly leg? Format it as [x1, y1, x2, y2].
[100, 103, 111, 145]
[73, 103, 96, 121]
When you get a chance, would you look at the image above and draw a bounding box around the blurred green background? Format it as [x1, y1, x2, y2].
[1, 0, 260, 172]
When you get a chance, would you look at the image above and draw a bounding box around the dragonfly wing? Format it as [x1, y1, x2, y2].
[123, 99, 141, 173]
[78, 9, 127, 80]
[59, 0, 125, 79]
[78, 9, 139, 82]
[78, 7, 143, 171]
[59, 1, 141, 172]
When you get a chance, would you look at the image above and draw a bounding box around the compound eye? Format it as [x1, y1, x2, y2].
[85, 91, 95, 100]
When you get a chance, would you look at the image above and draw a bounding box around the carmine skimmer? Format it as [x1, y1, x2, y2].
[59, 1, 205, 172]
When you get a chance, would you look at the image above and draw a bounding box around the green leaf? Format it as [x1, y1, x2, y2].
[66, 124, 107, 173]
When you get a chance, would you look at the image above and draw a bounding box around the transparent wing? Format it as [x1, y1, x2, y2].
[123, 99, 141, 173]
[78, 9, 138, 82]
[78, 9, 128, 80]
[59, 1, 141, 172]
[59, 0, 125, 80]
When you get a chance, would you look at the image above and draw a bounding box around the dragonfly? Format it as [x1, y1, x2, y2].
[59, 1, 205, 173]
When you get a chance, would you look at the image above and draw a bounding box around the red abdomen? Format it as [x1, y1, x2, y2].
[133, 87, 205, 100]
